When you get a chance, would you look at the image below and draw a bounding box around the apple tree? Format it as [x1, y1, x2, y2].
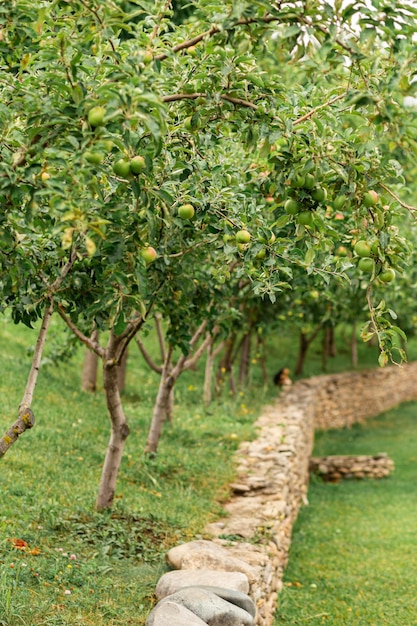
[1, 0, 417, 509]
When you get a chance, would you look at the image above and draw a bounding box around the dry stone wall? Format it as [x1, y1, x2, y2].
[146, 362, 417, 626]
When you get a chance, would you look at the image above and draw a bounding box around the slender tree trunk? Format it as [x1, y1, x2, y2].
[117, 346, 129, 392]
[0, 302, 53, 457]
[328, 326, 337, 357]
[239, 331, 251, 387]
[204, 343, 215, 407]
[96, 336, 130, 511]
[81, 330, 99, 392]
[145, 356, 175, 455]
[351, 320, 358, 368]
[322, 327, 331, 372]
[215, 334, 236, 393]
[295, 331, 309, 376]
[257, 334, 269, 385]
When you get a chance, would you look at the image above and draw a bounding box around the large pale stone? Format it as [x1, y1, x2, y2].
[155, 569, 249, 600]
[181, 550, 258, 582]
[167, 540, 231, 569]
[145, 601, 207, 626]
[192, 586, 257, 618]
[157, 587, 254, 626]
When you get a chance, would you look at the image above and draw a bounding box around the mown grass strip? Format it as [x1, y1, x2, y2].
[275, 402, 417, 625]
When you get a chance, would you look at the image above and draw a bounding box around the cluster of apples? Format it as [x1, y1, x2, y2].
[86, 106, 198, 267]
[353, 190, 395, 283]
[283, 172, 328, 227]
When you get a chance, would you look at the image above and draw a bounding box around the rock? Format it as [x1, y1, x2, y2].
[191, 586, 256, 618]
[157, 587, 254, 626]
[155, 569, 249, 600]
[167, 540, 232, 569]
[146, 600, 208, 625]
[181, 550, 258, 582]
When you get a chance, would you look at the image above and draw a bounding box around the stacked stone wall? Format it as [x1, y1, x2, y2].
[146, 362, 417, 626]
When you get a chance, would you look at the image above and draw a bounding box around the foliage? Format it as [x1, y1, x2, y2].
[1, 0, 417, 351]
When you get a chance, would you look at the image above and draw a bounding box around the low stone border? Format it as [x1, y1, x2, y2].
[309, 453, 394, 481]
[146, 362, 417, 626]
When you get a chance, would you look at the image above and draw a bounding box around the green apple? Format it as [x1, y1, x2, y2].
[178, 203, 195, 219]
[358, 257, 375, 273]
[291, 174, 305, 188]
[311, 186, 327, 202]
[354, 240, 372, 257]
[113, 159, 131, 177]
[304, 173, 316, 190]
[130, 155, 146, 174]
[334, 195, 347, 210]
[297, 211, 314, 226]
[236, 229, 251, 243]
[284, 198, 300, 215]
[363, 190, 379, 207]
[140, 246, 157, 265]
[88, 106, 106, 127]
[84, 151, 104, 165]
[379, 268, 395, 283]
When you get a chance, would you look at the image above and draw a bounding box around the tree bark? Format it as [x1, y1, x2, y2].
[351, 320, 358, 368]
[117, 346, 129, 392]
[145, 349, 175, 455]
[81, 330, 99, 392]
[295, 324, 323, 376]
[295, 331, 309, 377]
[239, 331, 251, 387]
[96, 334, 130, 511]
[0, 302, 53, 457]
[215, 334, 236, 393]
[256, 334, 269, 385]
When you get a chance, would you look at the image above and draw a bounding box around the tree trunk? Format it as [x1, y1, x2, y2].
[0, 302, 53, 457]
[351, 320, 358, 368]
[96, 336, 130, 511]
[295, 331, 309, 376]
[322, 326, 333, 372]
[145, 359, 175, 455]
[256, 334, 269, 385]
[117, 346, 129, 392]
[215, 334, 236, 392]
[204, 344, 215, 407]
[239, 331, 251, 387]
[328, 326, 337, 357]
[81, 330, 99, 392]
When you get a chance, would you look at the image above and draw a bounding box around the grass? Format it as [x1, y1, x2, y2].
[0, 315, 271, 625]
[275, 403, 417, 625]
[1, 313, 416, 625]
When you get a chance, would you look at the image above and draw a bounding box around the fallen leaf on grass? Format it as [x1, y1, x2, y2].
[9, 538, 41, 554]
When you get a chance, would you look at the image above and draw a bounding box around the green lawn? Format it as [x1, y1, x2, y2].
[1, 314, 416, 625]
[275, 403, 417, 625]
[0, 316, 268, 625]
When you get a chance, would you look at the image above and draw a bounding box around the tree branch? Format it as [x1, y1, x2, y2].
[293, 92, 348, 126]
[136, 336, 163, 374]
[173, 319, 208, 376]
[154, 313, 166, 361]
[162, 92, 258, 110]
[0, 300, 53, 458]
[379, 183, 417, 214]
[57, 305, 104, 357]
[184, 328, 219, 371]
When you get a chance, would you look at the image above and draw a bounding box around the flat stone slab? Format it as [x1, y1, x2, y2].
[192, 586, 256, 618]
[155, 569, 249, 600]
[156, 587, 254, 626]
[146, 600, 208, 625]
